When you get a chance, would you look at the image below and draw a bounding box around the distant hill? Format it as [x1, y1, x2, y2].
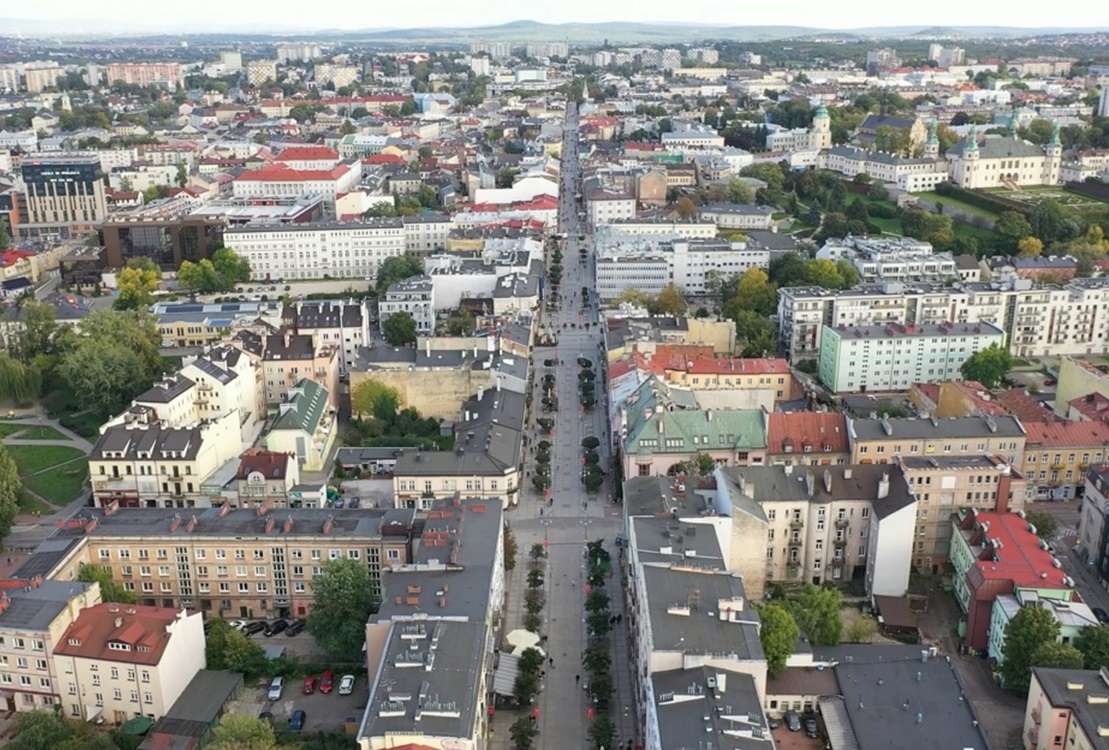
[0, 18, 1106, 41]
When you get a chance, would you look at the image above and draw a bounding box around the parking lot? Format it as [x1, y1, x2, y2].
[771, 725, 824, 750]
[262, 673, 369, 734]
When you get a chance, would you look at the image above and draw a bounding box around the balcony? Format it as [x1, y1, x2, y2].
[835, 517, 849, 529]
[834, 538, 847, 548]
[789, 518, 804, 530]
[788, 537, 802, 548]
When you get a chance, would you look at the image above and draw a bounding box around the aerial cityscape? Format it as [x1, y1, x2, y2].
[1, 12, 1109, 750]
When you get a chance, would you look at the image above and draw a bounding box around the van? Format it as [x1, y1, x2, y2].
[267, 676, 284, 701]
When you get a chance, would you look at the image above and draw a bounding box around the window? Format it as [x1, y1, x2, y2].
[113, 688, 122, 701]
[254, 566, 265, 576]
[140, 566, 151, 577]
[195, 549, 206, 560]
[235, 566, 247, 577]
[141, 671, 149, 683]
[142, 582, 153, 592]
[158, 566, 170, 577]
[347, 550, 360, 560]
[238, 582, 249, 593]
[294, 582, 306, 593]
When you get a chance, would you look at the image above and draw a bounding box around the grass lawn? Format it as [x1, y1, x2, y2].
[59, 411, 105, 441]
[6, 445, 87, 476]
[0, 423, 29, 439]
[24, 462, 87, 505]
[14, 426, 69, 441]
[913, 191, 1001, 221]
[17, 489, 53, 514]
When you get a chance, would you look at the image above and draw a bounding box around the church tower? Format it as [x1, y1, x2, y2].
[923, 119, 939, 159]
[1044, 120, 1063, 185]
[811, 103, 831, 150]
[955, 124, 980, 188]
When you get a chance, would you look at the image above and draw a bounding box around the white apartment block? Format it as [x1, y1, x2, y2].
[595, 238, 769, 300]
[818, 321, 1006, 393]
[525, 43, 569, 58]
[687, 48, 720, 64]
[696, 203, 775, 231]
[778, 277, 1109, 362]
[246, 60, 278, 86]
[54, 604, 205, 723]
[224, 220, 406, 281]
[276, 44, 322, 63]
[314, 64, 359, 88]
[660, 131, 726, 149]
[378, 276, 435, 335]
[605, 219, 718, 239]
[586, 191, 636, 226]
[819, 146, 949, 193]
[816, 236, 957, 283]
[24, 64, 64, 93]
[0, 66, 19, 92]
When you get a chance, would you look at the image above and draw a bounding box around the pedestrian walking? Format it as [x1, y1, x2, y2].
[575, 674, 580, 684]
[549, 657, 554, 666]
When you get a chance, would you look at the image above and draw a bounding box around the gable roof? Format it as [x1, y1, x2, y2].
[767, 412, 849, 455]
[54, 603, 187, 665]
[270, 379, 329, 434]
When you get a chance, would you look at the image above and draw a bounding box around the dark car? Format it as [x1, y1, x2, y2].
[348, 497, 361, 509]
[285, 620, 307, 636]
[803, 716, 819, 738]
[258, 711, 273, 721]
[1093, 607, 1109, 624]
[288, 710, 306, 732]
[243, 621, 267, 636]
[263, 619, 289, 637]
[785, 712, 802, 732]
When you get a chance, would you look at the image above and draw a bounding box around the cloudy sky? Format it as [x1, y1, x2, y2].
[6, 0, 1109, 32]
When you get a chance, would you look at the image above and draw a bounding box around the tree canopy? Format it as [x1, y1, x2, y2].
[177, 248, 252, 292]
[114, 257, 160, 310]
[207, 714, 277, 750]
[307, 557, 377, 660]
[78, 563, 137, 603]
[758, 602, 800, 677]
[1001, 605, 1059, 690]
[205, 618, 268, 677]
[382, 311, 418, 347]
[375, 254, 423, 296]
[787, 583, 842, 646]
[959, 344, 1012, 389]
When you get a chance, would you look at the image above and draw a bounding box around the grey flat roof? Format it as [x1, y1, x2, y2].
[641, 565, 762, 660]
[159, 669, 243, 727]
[0, 581, 94, 632]
[631, 516, 725, 569]
[1032, 668, 1109, 749]
[816, 644, 987, 750]
[652, 667, 770, 750]
[848, 415, 1025, 441]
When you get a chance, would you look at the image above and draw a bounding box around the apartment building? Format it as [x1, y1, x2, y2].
[660, 357, 793, 401]
[585, 189, 636, 226]
[231, 162, 362, 216]
[765, 412, 850, 467]
[105, 63, 183, 88]
[234, 450, 301, 509]
[848, 415, 1026, 466]
[261, 333, 340, 409]
[54, 603, 203, 724]
[24, 64, 64, 93]
[1022, 420, 1109, 501]
[606, 218, 718, 239]
[1024, 668, 1109, 750]
[595, 238, 769, 300]
[282, 299, 371, 374]
[378, 276, 435, 335]
[818, 321, 1006, 393]
[264, 380, 336, 473]
[223, 220, 413, 282]
[246, 60, 277, 86]
[275, 43, 322, 63]
[779, 277, 1109, 362]
[20, 155, 108, 239]
[31, 506, 416, 620]
[0, 581, 101, 713]
[899, 455, 1026, 574]
[88, 410, 242, 509]
[314, 64, 359, 88]
[696, 203, 775, 231]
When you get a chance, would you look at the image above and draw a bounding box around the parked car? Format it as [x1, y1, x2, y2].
[348, 497, 361, 509]
[320, 671, 334, 694]
[285, 620, 307, 636]
[228, 620, 247, 631]
[767, 717, 781, 730]
[288, 710, 306, 732]
[243, 622, 266, 636]
[338, 674, 356, 695]
[263, 619, 289, 637]
[333, 497, 345, 509]
[303, 675, 317, 695]
[785, 712, 801, 732]
[1093, 607, 1109, 624]
[267, 677, 284, 701]
[803, 716, 819, 738]
[258, 711, 273, 721]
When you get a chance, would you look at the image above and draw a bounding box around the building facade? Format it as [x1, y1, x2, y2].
[20, 156, 108, 238]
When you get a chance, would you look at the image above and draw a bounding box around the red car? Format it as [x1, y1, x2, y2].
[303, 676, 317, 695]
[319, 671, 334, 694]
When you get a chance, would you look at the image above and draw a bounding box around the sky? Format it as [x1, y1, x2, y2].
[6, 0, 1109, 33]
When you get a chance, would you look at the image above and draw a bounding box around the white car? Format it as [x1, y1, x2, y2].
[267, 676, 284, 701]
[338, 674, 356, 695]
[228, 620, 247, 631]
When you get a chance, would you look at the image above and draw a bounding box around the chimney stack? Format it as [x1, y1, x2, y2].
[878, 472, 890, 500]
[283, 515, 293, 534]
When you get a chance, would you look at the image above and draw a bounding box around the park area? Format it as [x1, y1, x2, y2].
[0, 420, 90, 514]
[983, 185, 1109, 210]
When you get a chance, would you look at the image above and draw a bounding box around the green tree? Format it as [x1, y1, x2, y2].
[588, 715, 616, 750]
[993, 211, 1034, 254]
[758, 602, 800, 677]
[804, 258, 849, 289]
[7, 711, 75, 750]
[727, 179, 753, 204]
[0, 219, 9, 249]
[615, 288, 654, 309]
[350, 379, 401, 418]
[726, 267, 777, 317]
[383, 311, 418, 347]
[77, 563, 138, 603]
[675, 196, 696, 219]
[1075, 625, 1109, 670]
[510, 717, 538, 749]
[205, 618, 268, 677]
[652, 283, 686, 315]
[788, 583, 842, 646]
[57, 310, 164, 417]
[678, 452, 716, 476]
[13, 301, 58, 363]
[1030, 641, 1085, 671]
[207, 714, 277, 750]
[730, 309, 777, 357]
[1001, 605, 1060, 690]
[307, 557, 376, 659]
[959, 344, 1012, 389]
[175, 163, 188, 188]
[177, 249, 251, 292]
[114, 257, 160, 310]
[0, 353, 42, 403]
[375, 253, 423, 295]
[1031, 198, 1080, 246]
[503, 523, 518, 572]
[0, 445, 19, 545]
[514, 669, 540, 705]
[1018, 236, 1044, 257]
[1023, 510, 1057, 539]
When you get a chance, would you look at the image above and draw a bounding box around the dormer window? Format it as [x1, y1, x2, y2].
[107, 642, 131, 652]
[67, 638, 81, 646]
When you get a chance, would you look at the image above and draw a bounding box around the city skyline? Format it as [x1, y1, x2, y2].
[4, 2, 1109, 36]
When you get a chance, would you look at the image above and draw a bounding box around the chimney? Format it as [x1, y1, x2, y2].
[996, 470, 1011, 514]
[715, 672, 727, 694]
[283, 515, 293, 534]
[104, 499, 120, 516]
[186, 515, 198, 533]
[425, 339, 430, 357]
[477, 386, 484, 402]
[706, 409, 713, 422]
[83, 517, 99, 534]
[169, 514, 182, 532]
[256, 501, 271, 518]
[878, 472, 890, 500]
[823, 469, 832, 494]
[323, 515, 334, 534]
[218, 503, 232, 518]
[804, 470, 815, 497]
[264, 517, 275, 534]
[114, 616, 123, 628]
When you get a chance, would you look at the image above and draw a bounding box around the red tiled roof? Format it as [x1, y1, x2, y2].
[680, 357, 791, 376]
[961, 511, 1069, 590]
[236, 163, 354, 183]
[913, 382, 941, 406]
[995, 388, 1052, 423]
[1023, 419, 1109, 448]
[767, 412, 849, 455]
[0, 249, 33, 268]
[1069, 392, 1109, 423]
[276, 146, 339, 161]
[54, 604, 188, 665]
[236, 449, 292, 480]
[364, 154, 406, 165]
